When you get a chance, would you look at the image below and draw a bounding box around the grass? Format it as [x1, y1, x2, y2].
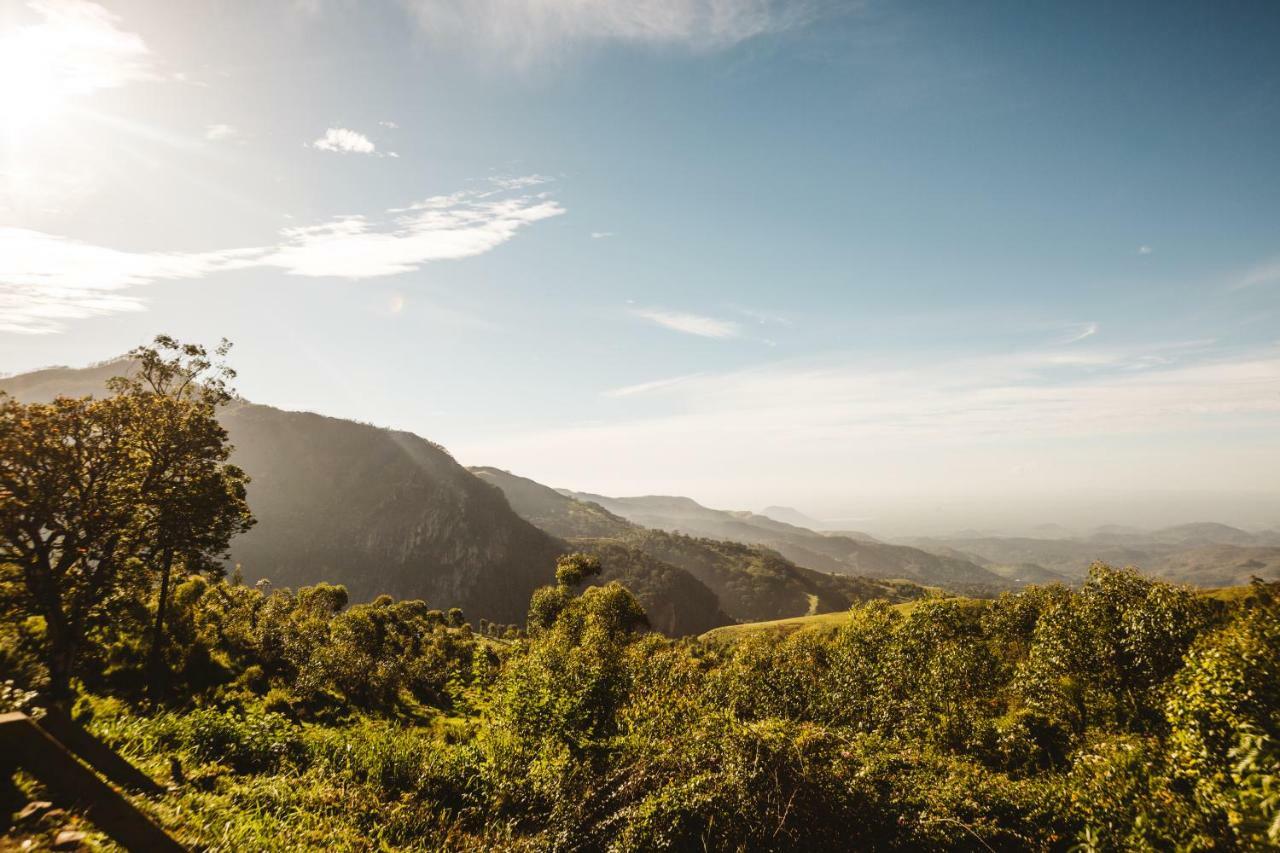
[1200, 585, 1260, 604]
[699, 598, 944, 643]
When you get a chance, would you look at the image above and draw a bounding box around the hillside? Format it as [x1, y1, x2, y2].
[218, 405, 563, 624]
[611, 528, 926, 622]
[1147, 545, 1280, 587]
[566, 491, 1009, 592]
[0, 364, 716, 634]
[473, 468, 927, 623]
[471, 466, 633, 538]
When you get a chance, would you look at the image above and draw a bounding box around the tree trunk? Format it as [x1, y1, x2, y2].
[41, 609, 76, 709]
[146, 549, 175, 706]
[44, 642, 76, 709]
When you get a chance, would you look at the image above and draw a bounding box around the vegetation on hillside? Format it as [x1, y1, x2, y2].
[3, 554, 1278, 849]
[567, 490, 1011, 590]
[474, 466, 928, 624]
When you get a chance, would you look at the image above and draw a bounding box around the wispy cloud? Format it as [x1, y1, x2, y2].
[263, 189, 564, 277]
[1060, 321, 1099, 344]
[735, 306, 793, 327]
[397, 0, 813, 65]
[490, 174, 552, 190]
[602, 373, 701, 398]
[0, 180, 564, 333]
[0, 229, 258, 334]
[311, 127, 376, 154]
[460, 342, 1280, 500]
[1232, 259, 1280, 291]
[204, 123, 239, 142]
[1138, 245, 1153, 255]
[590, 231, 616, 239]
[632, 308, 741, 339]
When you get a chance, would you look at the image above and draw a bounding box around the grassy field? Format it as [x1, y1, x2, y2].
[699, 597, 956, 643]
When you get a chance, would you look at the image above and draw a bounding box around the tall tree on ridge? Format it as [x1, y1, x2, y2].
[108, 336, 254, 703]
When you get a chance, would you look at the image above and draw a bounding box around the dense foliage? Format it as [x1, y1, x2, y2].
[4, 554, 1279, 850]
[1, 337, 252, 702]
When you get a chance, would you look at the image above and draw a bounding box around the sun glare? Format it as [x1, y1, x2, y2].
[0, 38, 68, 133]
[0, 2, 149, 142]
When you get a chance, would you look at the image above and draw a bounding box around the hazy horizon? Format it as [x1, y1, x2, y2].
[2, 0, 1278, 535]
[11, 349, 1280, 539]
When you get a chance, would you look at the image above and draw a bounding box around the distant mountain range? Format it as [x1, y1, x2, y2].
[758, 505, 834, 531]
[560, 490, 1011, 592]
[471, 468, 928, 623]
[899, 523, 1280, 587]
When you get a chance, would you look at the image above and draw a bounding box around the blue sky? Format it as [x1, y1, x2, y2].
[2, 0, 1279, 532]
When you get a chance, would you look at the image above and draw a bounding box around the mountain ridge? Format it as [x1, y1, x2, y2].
[564, 490, 1011, 591]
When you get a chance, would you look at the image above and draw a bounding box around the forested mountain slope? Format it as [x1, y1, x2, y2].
[564, 491, 1009, 591]
[473, 467, 928, 622]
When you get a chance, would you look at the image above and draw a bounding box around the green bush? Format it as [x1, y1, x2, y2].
[184, 706, 305, 773]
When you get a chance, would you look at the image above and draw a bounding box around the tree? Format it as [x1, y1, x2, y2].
[0, 394, 148, 702]
[555, 552, 602, 589]
[108, 336, 254, 703]
[0, 336, 253, 705]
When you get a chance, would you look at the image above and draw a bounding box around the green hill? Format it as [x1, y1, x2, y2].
[566, 490, 1009, 592]
[473, 467, 928, 623]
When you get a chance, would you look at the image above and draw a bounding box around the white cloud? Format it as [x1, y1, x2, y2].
[632, 308, 740, 339]
[1233, 259, 1280, 291]
[0, 180, 564, 333]
[397, 0, 810, 64]
[591, 231, 616, 239]
[204, 123, 239, 141]
[379, 120, 399, 129]
[311, 127, 376, 154]
[1138, 245, 1153, 255]
[263, 189, 565, 277]
[490, 174, 552, 190]
[0, 229, 258, 334]
[1060, 321, 1099, 344]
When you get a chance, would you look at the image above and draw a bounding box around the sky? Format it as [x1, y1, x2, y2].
[1, 0, 1279, 534]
